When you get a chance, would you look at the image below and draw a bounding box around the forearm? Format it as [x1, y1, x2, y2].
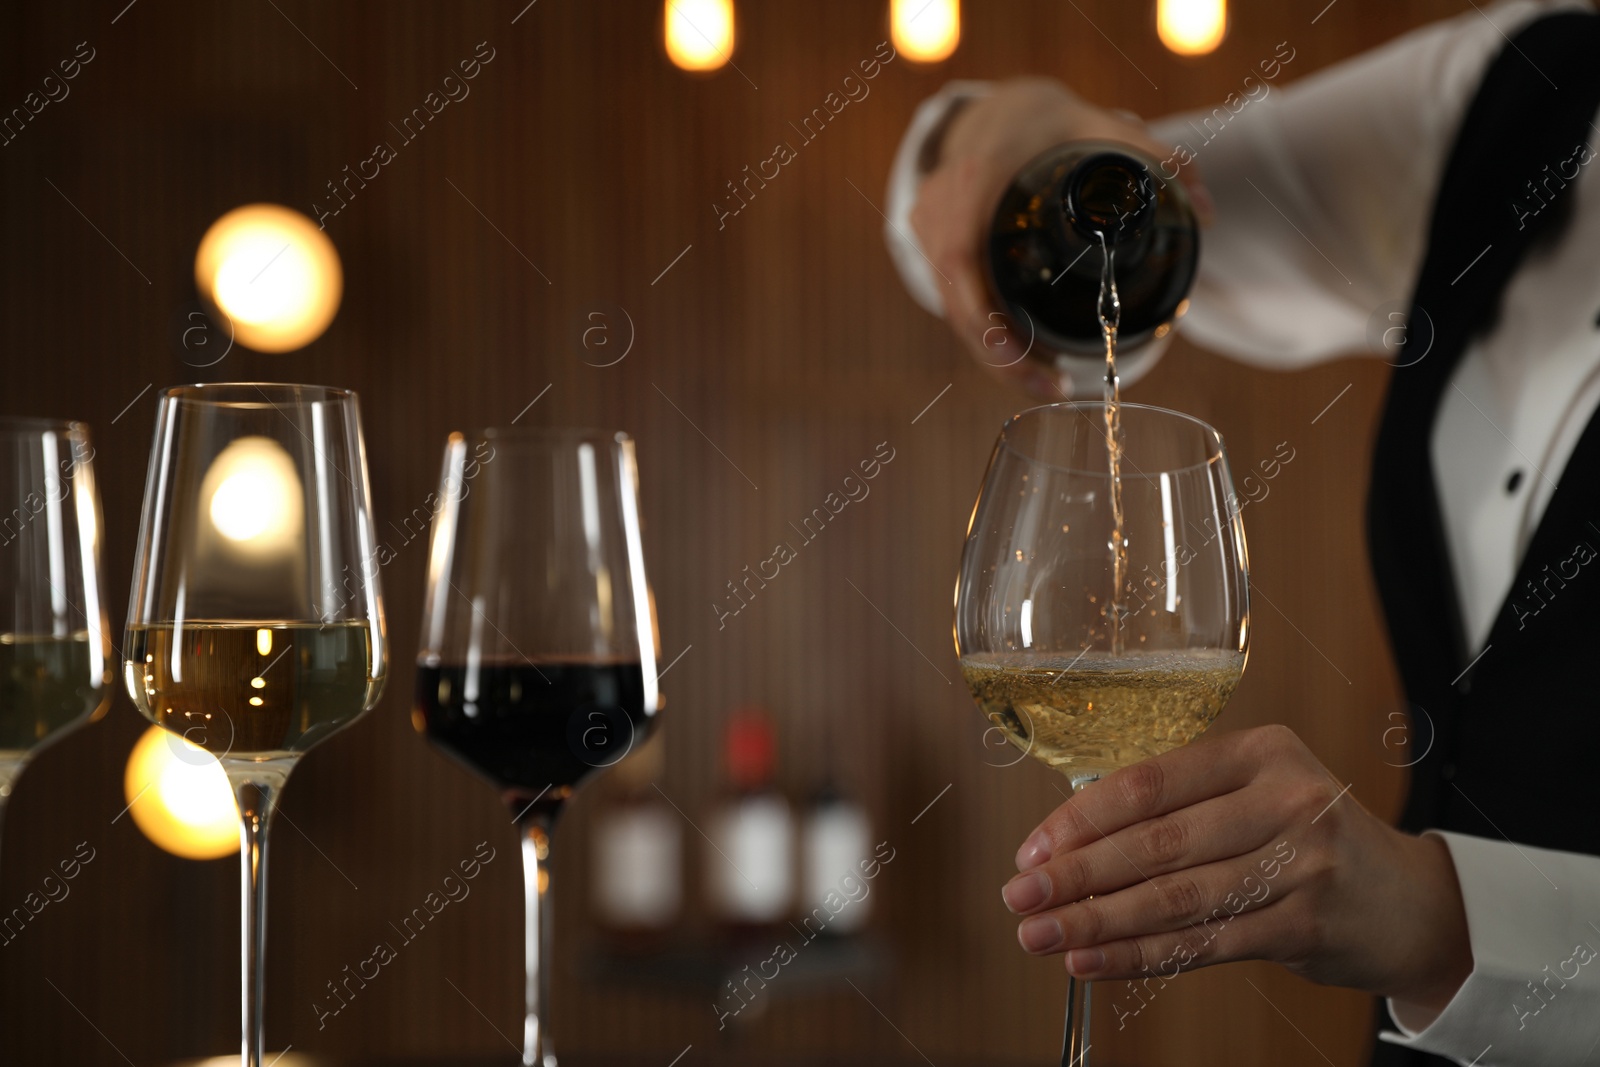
[1380, 832, 1600, 1063]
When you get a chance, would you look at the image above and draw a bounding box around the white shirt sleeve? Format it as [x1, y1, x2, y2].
[1147, 1, 1582, 369]
[1378, 831, 1600, 1065]
[884, 80, 992, 319]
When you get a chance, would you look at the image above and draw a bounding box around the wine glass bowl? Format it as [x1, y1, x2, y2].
[0, 418, 111, 805]
[415, 428, 661, 812]
[125, 383, 387, 766]
[956, 402, 1249, 784]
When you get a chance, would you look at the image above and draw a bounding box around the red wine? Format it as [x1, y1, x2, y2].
[414, 659, 651, 814]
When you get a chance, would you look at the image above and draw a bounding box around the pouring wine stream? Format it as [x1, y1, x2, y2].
[1098, 231, 1127, 658]
[1057, 230, 1124, 1067]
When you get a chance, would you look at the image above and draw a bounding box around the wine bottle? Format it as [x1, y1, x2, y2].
[588, 732, 681, 952]
[987, 142, 1198, 361]
[705, 706, 792, 941]
[799, 778, 872, 938]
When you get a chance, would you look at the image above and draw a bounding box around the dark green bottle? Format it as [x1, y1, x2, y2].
[987, 143, 1199, 360]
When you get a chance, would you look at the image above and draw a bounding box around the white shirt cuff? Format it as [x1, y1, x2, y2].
[884, 80, 992, 318]
[1377, 830, 1600, 1064]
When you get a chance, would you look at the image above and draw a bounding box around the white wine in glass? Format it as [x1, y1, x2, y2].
[124, 384, 386, 1067]
[0, 419, 111, 825]
[955, 401, 1249, 1065]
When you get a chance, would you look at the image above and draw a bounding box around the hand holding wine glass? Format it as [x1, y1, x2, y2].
[998, 722, 1475, 1019]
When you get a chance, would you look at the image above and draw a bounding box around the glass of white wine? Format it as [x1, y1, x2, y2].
[124, 384, 387, 1067]
[0, 419, 111, 833]
[955, 401, 1249, 1066]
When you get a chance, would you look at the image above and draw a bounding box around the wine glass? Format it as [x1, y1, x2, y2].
[0, 418, 111, 833]
[124, 384, 387, 1067]
[415, 428, 661, 1067]
[954, 401, 1249, 1066]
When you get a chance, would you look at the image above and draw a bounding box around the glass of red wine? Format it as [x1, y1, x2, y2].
[415, 428, 661, 1067]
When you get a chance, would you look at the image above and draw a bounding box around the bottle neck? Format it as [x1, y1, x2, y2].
[1064, 151, 1158, 247]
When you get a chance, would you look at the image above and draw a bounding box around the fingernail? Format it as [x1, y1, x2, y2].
[1066, 947, 1106, 976]
[1018, 916, 1064, 954]
[1016, 831, 1051, 871]
[1001, 871, 1050, 914]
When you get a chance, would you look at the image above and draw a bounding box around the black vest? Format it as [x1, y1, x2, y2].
[1365, 11, 1600, 1066]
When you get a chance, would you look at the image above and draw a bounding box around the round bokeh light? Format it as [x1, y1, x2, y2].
[124, 724, 239, 860]
[194, 204, 342, 353]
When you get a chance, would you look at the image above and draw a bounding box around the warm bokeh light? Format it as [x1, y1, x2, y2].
[194, 204, 342, 353]
[124, 724, 239, 860]
[664, 0, 735, 72]
[892, 0, 960, 64]
[200, 435, 303, 555]
[1158, 0, 1227, 55]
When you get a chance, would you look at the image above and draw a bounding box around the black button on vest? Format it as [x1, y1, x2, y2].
[1365, 11, 1600, 1066]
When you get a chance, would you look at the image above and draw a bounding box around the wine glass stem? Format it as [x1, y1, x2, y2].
[231, 774, 285, 1067]
[519, 812, 557, 1067]
[1062, 772, 1100, 1067]
[1062, 972, 1091, 1067]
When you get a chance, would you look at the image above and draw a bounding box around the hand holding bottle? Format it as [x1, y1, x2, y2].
[909, 78, 1212, 399]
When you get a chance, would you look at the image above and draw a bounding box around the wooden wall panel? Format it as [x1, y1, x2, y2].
[0, 1, 1462, 1063]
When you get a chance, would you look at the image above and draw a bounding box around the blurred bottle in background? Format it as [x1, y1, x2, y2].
[589, 732, 682, 953]
[799, 772, 872, 939]
[706, 706, 793, 944]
